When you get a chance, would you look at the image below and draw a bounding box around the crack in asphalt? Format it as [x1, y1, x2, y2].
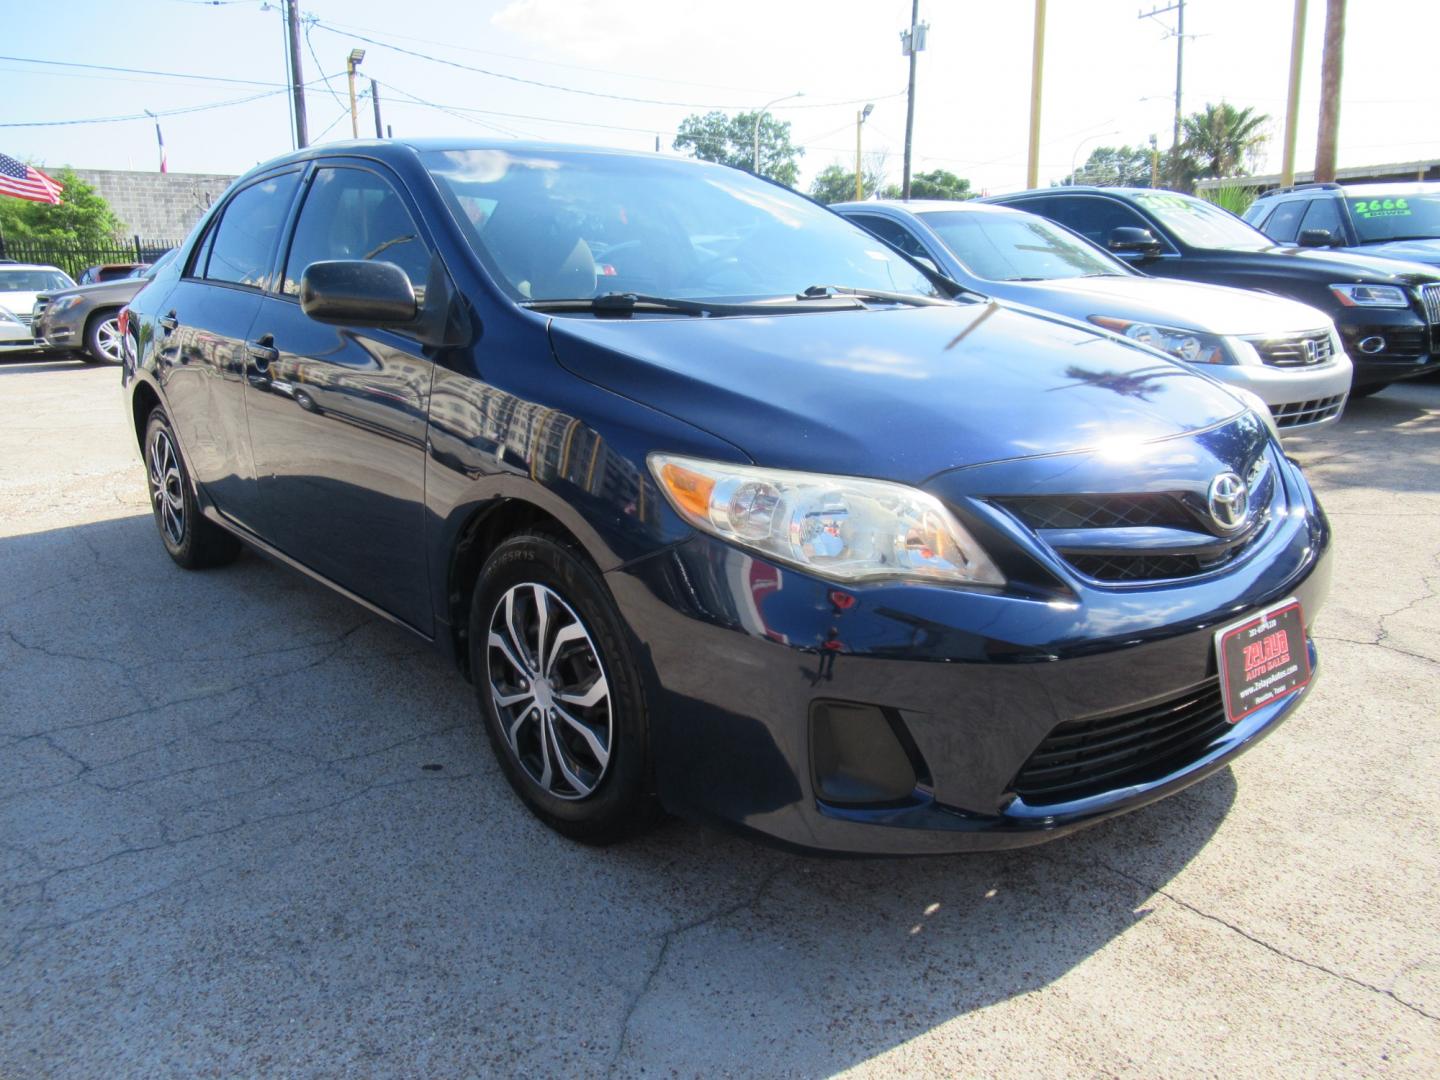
[1091, 859, 1439, 1024]
[605, 866, 786, 1077]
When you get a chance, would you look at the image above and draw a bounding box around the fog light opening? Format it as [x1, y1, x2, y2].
[810, 700, 931, 807]
[1357, 335, 1386, 355]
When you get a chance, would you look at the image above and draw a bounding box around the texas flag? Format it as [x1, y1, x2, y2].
[0, 153, 63, 205]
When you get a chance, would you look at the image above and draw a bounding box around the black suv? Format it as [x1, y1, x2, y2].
[986, 186, 1440, 395]
[1243, 182, 1440, 270]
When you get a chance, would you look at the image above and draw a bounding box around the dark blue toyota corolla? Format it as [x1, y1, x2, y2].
[120, 139, 1330, 854]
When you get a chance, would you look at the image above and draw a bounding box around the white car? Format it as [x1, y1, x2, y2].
[0, 262, 76, 351]
[835, 200, 1354, 434]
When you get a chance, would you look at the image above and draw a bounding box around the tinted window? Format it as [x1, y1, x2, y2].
[919, 210, 1126, 280]
[1263, 200, 1305, 243]
[423, 149, 938, 302]
[1026, 196, 1151, 248]
[0, 269, 74, 291]
[204, 172, 301, 288]
[1242, 202, 1271, 226]
[847, 214, 930, 259]
[1300, 197, 1344, 239]
[282, 167, 430, 298]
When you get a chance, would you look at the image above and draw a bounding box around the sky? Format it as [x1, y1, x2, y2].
[3, 0, 1437, 195]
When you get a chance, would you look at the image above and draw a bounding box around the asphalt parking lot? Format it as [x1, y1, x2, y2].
[1, 354, 1437, 1078]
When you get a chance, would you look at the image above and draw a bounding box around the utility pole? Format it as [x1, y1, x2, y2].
[1149, 134, 1159, 186]
[1314, 0, 1345, 183]
[855, 103, 874, 200]
[1280, 0, 1308, 187]
[346, 49, 366, 139]
[900, 0, 925, 200]
[1026, 0, 1046, 190]
[284, 0, 308, 148]
[371, 79, 383, 138]
[1140, 0, 1185, 188]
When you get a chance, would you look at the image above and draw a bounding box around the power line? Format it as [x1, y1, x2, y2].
[309, 21, 897, 113]
[0, 53, 290, 88]
[303, 17, 347, 111]
[0, 75, 340, 128]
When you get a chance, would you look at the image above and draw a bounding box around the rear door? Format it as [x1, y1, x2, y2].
[243, 162, 437, 633]
[156, 169, 302, 532]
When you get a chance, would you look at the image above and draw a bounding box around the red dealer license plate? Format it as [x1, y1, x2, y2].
[1214, 598, 1312, 725]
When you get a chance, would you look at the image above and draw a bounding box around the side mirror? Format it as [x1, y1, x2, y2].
[299, 260, 417, 327]
[1297, 228, 1337, 248]
[1107, 226, 1163, 257]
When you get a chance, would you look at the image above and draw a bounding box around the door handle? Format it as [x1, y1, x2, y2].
[246, 335, 279, 371]
[159, 311, 179, 332]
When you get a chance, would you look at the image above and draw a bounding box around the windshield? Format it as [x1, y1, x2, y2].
[920, 210, 1126, 281]
[423, 149, 939, 303]
[1348, 193, 1440, 243]
[0, 269, 75, 292]
[1133, 192, 1273, 251]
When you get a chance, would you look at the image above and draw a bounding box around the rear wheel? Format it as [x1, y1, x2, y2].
[84, 310, 124, 364]
[143, 408, 241, 569]
[469, 531, 657, 843]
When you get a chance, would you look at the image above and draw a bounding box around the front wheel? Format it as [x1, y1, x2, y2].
[85, 311, 125, 365]
[143, 409, 241, 569]
[469, 531, 657, 843]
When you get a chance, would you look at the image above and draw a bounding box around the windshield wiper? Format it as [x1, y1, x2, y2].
[797, 284, 956, 306]
[521, 292, 863, 317]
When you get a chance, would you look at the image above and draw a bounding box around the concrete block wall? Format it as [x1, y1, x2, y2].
[70, 169, 238, 241]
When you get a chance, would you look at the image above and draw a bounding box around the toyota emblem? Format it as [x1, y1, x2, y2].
[1208, 472, 1249, 532]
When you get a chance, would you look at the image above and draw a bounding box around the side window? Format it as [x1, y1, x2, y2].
[1034, 196, 1151, 247]
[1300, 197, 1344, 239]
[204, 172, 301, 288]
[282, 167, 430, 299]
[1243, 202, 1272, 227]
[1263, 200, 1306, 243]
[847, 214, 930, 260]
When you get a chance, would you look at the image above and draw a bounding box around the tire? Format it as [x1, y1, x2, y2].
[84, 310, 124, 365]
[142, 408, 242, 570]
[468, 530, 657, 843]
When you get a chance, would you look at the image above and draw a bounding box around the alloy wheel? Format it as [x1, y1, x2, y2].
[94, 317, 124, 362]
[486, 582, 612, 800]
[147, 428, 185, 545]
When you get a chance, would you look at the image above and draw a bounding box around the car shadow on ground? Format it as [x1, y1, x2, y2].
[0, 353, 89, 376]
[1, 510, 1241, 1074]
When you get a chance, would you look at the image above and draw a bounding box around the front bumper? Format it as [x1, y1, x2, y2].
[1335, 308, 1438, 388]
[31, 312, 80, 352]
[1202, 358, 1352, 434]
[608, 450, 1331, 855]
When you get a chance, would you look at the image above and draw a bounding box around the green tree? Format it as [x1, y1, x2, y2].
[808, 156, 889, 204]
[1177, 103, 1271, 186]
[880, 169, 974, 201]
[673, 110, 803, 187]
[1062, 145, 1158, 188]
[0, 168, 125, 247]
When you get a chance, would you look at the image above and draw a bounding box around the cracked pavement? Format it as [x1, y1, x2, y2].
[1, 356, 1437, 1078]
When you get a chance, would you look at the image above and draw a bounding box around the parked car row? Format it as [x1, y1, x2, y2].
[120, 139, 1339, 854]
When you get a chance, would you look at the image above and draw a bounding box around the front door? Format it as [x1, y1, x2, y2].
[243, 164, 436, 634]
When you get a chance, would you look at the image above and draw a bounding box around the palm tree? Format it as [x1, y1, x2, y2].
[1179, 103, 1271, 183]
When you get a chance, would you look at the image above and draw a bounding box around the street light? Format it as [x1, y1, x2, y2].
[1070, 129, 1119, 185]
[855, 103, 874, 200]
[346, 48, 366, 139]
[752, 92, 803, 175]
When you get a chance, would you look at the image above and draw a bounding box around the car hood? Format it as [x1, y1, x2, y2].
[1347, 238, 1440, 267]
[548, 302, 1248, 484]
[37, 278, 148, 304]
[1262, 244, 1440, 283]
[1021, 275, 1333, 335]
[0, 290, 43, 314]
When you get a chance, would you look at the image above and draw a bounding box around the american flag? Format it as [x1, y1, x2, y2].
[0, 153, 63, 205]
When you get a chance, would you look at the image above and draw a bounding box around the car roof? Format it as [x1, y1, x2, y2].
[0, 262, 67, 273]
[831, 199, 1019, 216]
[245, 136, 681, 174]
[987, 186, 1173, 200]
[1259, 181, 1440, 201]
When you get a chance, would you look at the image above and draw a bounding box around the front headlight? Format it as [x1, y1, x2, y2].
[649, 454, 1005, 587]
[47, 295, 84, 315]
[1329, 283, 1410, 308]
[1090, 316, 1228, 364]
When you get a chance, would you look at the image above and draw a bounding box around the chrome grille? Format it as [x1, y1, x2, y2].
[1252, 331, 1334, 367]
[1272, 394, 1345, 429]
[1422, 283, 1440, 326]
[15, 310, 34, 328]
